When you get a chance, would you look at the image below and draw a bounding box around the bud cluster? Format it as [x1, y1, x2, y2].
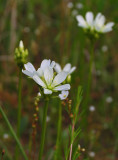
[32, 93, 40, 135]
[14, 41, 28, 68]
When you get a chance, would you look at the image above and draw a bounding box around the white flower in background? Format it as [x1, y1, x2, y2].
[22, 59, 55, 78]
[59, 91, 69, 100]
[102, 45, 108, 52]
[72, 9, 78, 16]
[54, 63, 76, 75]
[67, 2, 73, 8]
[46, 116, 50, 122]
[88, 151, 95, 157]
[76, 3, 83, 9]
[3, 133, 9, 139]
[76, 11, 114, 34]
[89, 105, 95, 112]
[106, 96, 113, 103]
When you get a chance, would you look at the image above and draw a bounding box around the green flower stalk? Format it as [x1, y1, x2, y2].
[69, 86, 82, 160]
[54, 100, 62, 160]
[85, 39, 94, 110]
[38, 99, 49, 160]
[14, 40, 28, 160]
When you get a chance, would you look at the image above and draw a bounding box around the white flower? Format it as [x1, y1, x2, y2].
[72, 10, 78, 16]
[106, 96, 113, 103]
[54, 63, 76, 75]
[76, 3, 83, 9]
[23, 60, 71, 95]
[33, 67, 70, 95]
[76, 11, 114, 33]
[67, 2, 73, 8]
[46, 116, 50, 122]
[88, 151, 95, 157]
[59, 91, 69, 100]
[22, 59, 55, 78]
[89, 105, 95, 112]
[102, 45, 108, 52]
[3, 133, 9, 139]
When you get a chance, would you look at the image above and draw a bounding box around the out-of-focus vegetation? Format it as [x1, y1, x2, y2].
[0, 0, 118, 160]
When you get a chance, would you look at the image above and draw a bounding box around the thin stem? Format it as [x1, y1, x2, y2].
[69, 87, 82, 160]
[69, 121, 75, 160]
[54, 101, 62, 160]
[15, 68, 22, 159]
[0, 106, 28, 160]
[17, 68, 22, 136]
[38, 99, 49, 160]
[84, 41, 94, 111]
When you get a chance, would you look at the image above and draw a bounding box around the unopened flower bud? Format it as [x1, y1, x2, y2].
[19, 40, 24, 49]
[36, 107, 39, 112]
[78, 144, 81, 150]
[67, 75, 71, 83]
[14, 40, 28, 68]
[81, 148, 85, 152]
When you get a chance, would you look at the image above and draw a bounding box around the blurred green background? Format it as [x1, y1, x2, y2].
[0, 0, 118, 159]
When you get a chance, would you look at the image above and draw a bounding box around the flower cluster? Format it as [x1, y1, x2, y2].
[14, 41, 28, 68]
[22, 60, 76, 100]
[76, 11, 114, 38]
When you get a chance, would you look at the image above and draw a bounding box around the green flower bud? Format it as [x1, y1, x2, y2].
[67, 74, 71, 83]
[14, 40, 28, 68]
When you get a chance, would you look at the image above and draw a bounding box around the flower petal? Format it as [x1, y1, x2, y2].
[86, 12, 94, 26]
[44, 89, 52, 94]
[54, 63, 62, 73]
[22, 69, 34, 77]
[69, 66, 76, 74]
[37, 68, 44, 77]
[63, 63, 71, 72]
[59, 91, 69, 100]
[52, 71, 68, 86]
[40, 59, 51, 71]
[19, 40, 24, 49]
[33, 75, 46, 88]
[54, 84, 70, 91]
[44, 67, 53, 85]
[50, 61, 56, 68]
[102, 22, 114, 33]
[76, 15, 87, 28]
[95, 13, 105, 27]
[24, 62, 36, 72]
